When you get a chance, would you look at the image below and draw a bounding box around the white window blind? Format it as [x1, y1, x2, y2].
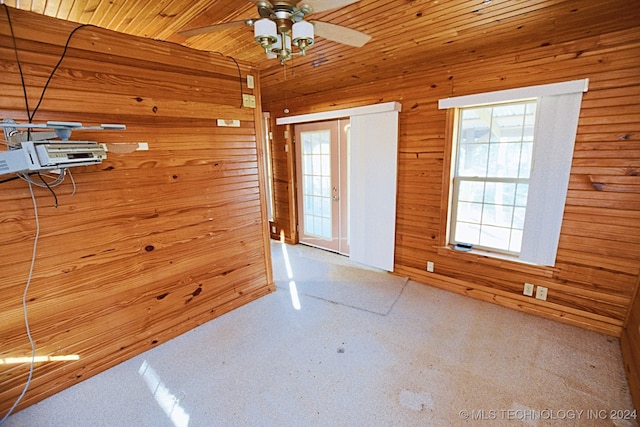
[519, 92, 584, 265]
[349, 110, 400, 271]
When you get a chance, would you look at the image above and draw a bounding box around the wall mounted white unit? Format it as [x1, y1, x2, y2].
[0, 141, 107, 175]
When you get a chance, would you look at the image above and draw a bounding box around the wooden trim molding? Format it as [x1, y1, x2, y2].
[286, 124, 299, 244]
[251, 72, 275, 289]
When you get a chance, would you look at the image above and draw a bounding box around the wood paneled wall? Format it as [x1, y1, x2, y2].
[0, 8, 273, 415]
[263, 22, 640, 409]
[265, 22, 640, 404]
[264, 27, 640, 337]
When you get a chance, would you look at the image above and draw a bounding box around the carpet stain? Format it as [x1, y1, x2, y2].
[399, 389, 433, 411]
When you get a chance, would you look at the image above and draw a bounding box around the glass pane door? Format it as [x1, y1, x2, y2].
[301, 129, 332, 239]
[295, 119, 349, 254]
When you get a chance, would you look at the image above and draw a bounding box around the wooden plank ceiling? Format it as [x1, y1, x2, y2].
[3, 0, 638, 103]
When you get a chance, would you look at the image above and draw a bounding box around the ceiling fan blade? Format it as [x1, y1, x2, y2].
[298, 0, 359, 13]
[179, 20, 253, 38]
[311, 21, 371, 47]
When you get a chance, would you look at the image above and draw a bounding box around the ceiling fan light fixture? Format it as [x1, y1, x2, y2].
[271, 33, 293, 62]
[274, 33, 292, 50]
[176, 0, 370, 66]
[292, 20, 314, 52]
[254, 18, 278, 49]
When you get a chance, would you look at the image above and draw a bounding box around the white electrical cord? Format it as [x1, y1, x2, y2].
[67, 168, 77, 196]
[0, 181, 39, 425]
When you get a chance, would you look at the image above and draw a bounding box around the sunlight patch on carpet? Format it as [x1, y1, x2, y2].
[271, 242, 408, 315]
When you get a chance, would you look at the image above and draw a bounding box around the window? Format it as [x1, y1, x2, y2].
[451, 100, 536, 255]
[439, 79, 588, 266]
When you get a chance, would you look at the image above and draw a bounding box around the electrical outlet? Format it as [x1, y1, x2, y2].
[535, 286, 548, 301]
[523, 283, 534, 296]
[271, 225, 277, 234]
[242, 94, 256, 108]
[426, 261, 434, 273]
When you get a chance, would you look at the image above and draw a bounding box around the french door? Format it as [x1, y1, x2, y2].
[295, 119, 350, 254]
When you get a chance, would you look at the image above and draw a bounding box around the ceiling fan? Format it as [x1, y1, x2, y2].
[179, 0, 371, 64]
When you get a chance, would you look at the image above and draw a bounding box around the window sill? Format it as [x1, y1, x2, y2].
[436, 245, 555, 277]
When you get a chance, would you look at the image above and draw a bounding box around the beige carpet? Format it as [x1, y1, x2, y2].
[5, 241, 637, 427]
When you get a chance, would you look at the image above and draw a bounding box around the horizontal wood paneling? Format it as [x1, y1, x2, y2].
[3, 0, 638, 415]
[264, 18, 640, 338]
[0, 8, 273, 416]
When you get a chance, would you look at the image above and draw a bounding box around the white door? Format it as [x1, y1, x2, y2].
[295, 119, 350, 254]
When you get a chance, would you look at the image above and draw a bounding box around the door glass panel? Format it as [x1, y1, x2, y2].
[301, 130, 332, 238]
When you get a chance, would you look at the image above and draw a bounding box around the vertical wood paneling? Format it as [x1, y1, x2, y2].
[0, 8, 273, 415]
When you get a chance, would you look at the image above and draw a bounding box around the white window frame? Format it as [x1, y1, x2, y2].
[450, 100, 536, 256]
[439, 79, 589, 266]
